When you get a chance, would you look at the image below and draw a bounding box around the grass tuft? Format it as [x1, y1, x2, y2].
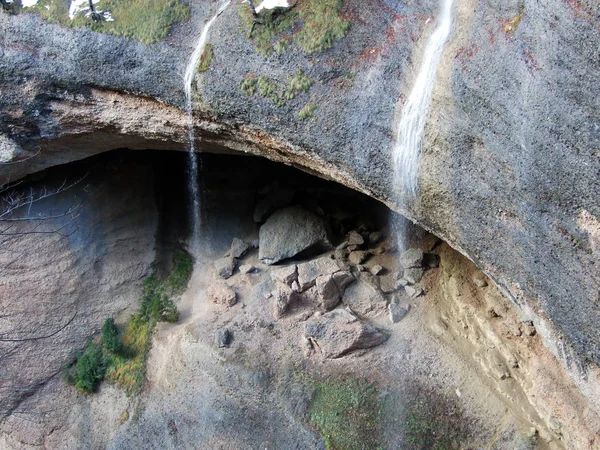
[197, 43, 214, 73]
[240, 72, 314, 107]
[298, 102, 317, 120]
[308, 377, 380, 450]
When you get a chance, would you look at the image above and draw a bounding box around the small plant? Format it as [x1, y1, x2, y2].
[66, 341, 108, 394]
[102, 318, 122, 353]
[298, 103, 317, 120]
[197, 44, 214, 73]
[308, 377, 380, 450]
[240, 72, 314, 106]
[166, 249, 193, 294]
[240, 77, 259, 96]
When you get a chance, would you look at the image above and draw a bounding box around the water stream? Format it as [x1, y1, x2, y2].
[392, 0, 454, 199]
[184, 0, 231, 246]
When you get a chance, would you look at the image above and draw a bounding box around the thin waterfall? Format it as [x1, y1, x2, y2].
[393, 0, 454, 199]
[184, 0, 230, 246]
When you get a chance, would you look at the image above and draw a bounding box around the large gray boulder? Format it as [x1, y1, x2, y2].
[259, 206, 331, 265]
[304, 309, 387, 358]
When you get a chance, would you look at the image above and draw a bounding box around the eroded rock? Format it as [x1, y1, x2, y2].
[215, 256, 237, 279]
[208, 284, 237, 307]
[259, 206, 331, 265]
[304, 309, 387, 358]
[400, 248, 424, 269]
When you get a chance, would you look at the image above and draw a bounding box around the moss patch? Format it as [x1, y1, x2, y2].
[298, 102, 316, 120]
[239, 0, 349, 56]
[308, 377, 380, 450]
[197, 43, 215, 73]
[239, 72, 313, 106]
[22, 0, 190, 44]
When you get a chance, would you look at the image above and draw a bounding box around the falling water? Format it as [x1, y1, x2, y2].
[184, 0, 230, 246]
[393, 0, 454, 199]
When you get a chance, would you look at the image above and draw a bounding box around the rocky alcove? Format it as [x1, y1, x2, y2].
[1, 149, 597, 449]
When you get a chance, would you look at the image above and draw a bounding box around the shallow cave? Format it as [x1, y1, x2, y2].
[0, 149, 592, 449]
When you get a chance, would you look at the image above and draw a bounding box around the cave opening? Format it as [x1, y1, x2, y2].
[0, 148, 582, 449]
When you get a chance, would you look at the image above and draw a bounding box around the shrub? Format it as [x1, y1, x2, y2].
[102, 317, 122, 353]
[67, 341, 107, 394]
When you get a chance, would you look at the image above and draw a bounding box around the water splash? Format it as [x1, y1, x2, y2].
[393, 0, 454, 199]
[184, 0, 230, 247]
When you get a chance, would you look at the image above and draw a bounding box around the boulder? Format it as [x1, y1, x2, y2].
[342, 279, 387, 317]
[259, 206, 332, 265]
[253, 187, 295, 223]
[347, 230, 364, 246]
[370, 264, 384, 276]
[208, 284, 237, 307]
[297, 255, 339, 291]
[404, 268, 423, 284]
[271, 264, 298, 286]
[314, 271, 354, 312]
[273, 283, 301, 319]
[304, 309, 388, 358]
[230, 238, 251, 259]
[348, 250, 370, 265]
[399, 248, 424, 269]
[215, 256, 237, 279]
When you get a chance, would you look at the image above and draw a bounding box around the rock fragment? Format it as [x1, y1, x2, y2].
[215, 256, 236, 279]
[271, 264, 298, 286]
[297, 255, 339, 291]
[230, 238, 251, 259]
[216, 328, 232, 348]
[347, 230, 365, 246]
[348, 250, 370, 265]
[239, 264, 256, 274]
[404, 268, 423, 284]
[208, 284, 237, 307]
[399, 248, 424, 269]
[370, 264, 384, 276]
[304, 309, 388, 358]
[388, 303, 409, 323]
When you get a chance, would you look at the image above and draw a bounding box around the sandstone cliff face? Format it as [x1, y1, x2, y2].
[0, 0, 598, 415]
[0, 155, 158, 420]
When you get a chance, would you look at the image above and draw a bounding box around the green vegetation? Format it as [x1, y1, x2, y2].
[65, 250, 192, 395]
[65, 341, 107, 393]
[22, 0, 190, 44]
[197, 44, 215, 73]
[240, 72, 313, 106]
[295, 0, 350, 55]
[298, 102, 317, 120]
[399, 390, 469, 450]
[239, 0, 349, 56]
[102, 318, 122, 354]
[308, 378, 380, 450]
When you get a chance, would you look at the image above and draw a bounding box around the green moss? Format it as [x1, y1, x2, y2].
[298, 102, 317, 120]
[295, 0, 350, 54]
[240, 72, 314, 107]
[308, 378, 380, 450]
[23, 0, 190, 44]
[165, 249, 193, 294]
[239, 0, 349, 56]
[197, 43, 214, 73]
